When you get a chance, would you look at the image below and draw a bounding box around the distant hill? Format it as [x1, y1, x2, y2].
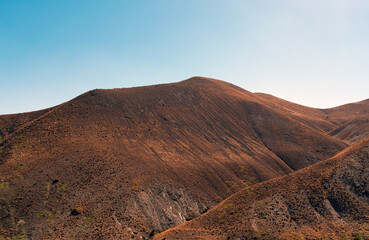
[330, 113, 369, 143]
[0, 77, 366, 239]
[323, 98, 369, 125]
[156, 136, 369, 240]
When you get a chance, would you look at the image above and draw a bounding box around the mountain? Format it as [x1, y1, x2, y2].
[155, 136, 369, 240]
[0, 77, 362, 239]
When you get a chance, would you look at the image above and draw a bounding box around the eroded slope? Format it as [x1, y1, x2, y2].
[330, 113, 369, 143]
[156, 137, 369, 240]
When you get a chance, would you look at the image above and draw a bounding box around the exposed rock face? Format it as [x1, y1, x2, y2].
[156, 138, 369, 240]
[0, 77, 366, 239]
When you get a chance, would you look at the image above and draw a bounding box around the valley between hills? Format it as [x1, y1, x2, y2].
[0, 77, 368, 239]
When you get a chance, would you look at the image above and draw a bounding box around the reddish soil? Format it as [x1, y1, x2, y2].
[330, 113, 369, 143]
[156, 137, 369, 240]
[0, 77, 367, 239]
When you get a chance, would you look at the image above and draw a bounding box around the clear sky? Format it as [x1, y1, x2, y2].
[1, 0, 368, 114]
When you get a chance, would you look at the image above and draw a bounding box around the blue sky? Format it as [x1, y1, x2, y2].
[1, 0, 368, 114]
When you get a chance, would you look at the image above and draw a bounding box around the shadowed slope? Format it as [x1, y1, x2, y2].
[330, 113, 369, 143]
[254, 93, 336, 132]
[254, 93, 369, 133]
[0, 77, 348, 239]
[253, 93, 369, 146]
[156, 137, 369, 240]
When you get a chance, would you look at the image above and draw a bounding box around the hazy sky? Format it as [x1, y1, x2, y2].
[1, 0, 368, 114]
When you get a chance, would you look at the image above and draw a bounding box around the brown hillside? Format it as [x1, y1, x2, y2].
[156, 137, 369, 240]
[253, 93, 369, 145]
[0, 77, 349, 239]
[254, 93, 336, 132]
[323, 98, 369, 125]
[254, 93, 369, 133]
[0, 107, 54, 139]
[330, 113, 369, 143]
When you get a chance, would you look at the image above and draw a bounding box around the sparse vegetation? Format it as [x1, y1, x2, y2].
[0, 136, 3, 153]
[149, 228, 156, 238]
[0, 136, 32, 239]
[0, 136, 69, 239]
[84, 214, 95, 224]
[71, 208, 82, 216]
[131, 179, 142, 191]
[352, 232, 365, 240]
[125, 115, 138, 124]
[225, 166, 255, 194]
